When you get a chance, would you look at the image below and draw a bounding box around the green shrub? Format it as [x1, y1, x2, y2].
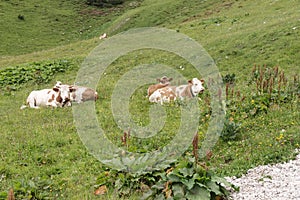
[93, 157, 235, 200]
[143, 159, 235, 200]
[220, 116, 241, 142]
[0, 60, 75, 93]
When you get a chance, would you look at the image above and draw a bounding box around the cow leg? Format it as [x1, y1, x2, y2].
[46, 101, 58, 108]
[27, 97, 40, 109]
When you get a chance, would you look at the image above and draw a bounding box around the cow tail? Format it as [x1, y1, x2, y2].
[20, 105, 27, 110]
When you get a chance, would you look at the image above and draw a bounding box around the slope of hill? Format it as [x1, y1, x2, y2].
[0, 0, 299, 199]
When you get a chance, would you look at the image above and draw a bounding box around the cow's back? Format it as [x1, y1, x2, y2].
[82, 88, 97, 101]
[71, 86, 97, 103]
[147, 83, 169, 96]
[27, 89, 53, 107]
[175, 84, 192, 98]
[149, 86, 176, 103]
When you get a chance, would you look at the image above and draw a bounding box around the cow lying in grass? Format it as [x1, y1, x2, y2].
[149, 78, 205, 104]
[20, 84, 74, 109]
[147, 76, 173, 97]
[55, 81, 98, 104]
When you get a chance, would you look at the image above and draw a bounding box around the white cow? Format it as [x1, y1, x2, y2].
[149, 78, 205, 104]
[55, 81, 98, 104]
[21, 86, 73, 109]
[20, 84, 73, 109]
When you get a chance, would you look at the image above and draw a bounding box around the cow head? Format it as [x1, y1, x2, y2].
[53, 84, 75, 107]
[188, 78, 205, 96]
[55, 81, 62, 87]
[157, 76, 173, 84]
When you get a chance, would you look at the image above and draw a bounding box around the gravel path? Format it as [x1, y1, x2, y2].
[225, 150, 300, 200]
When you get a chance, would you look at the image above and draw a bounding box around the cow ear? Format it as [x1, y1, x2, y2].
[200, 79, 205, 83]
[55, 81, 62, 87]
[53, 87, 59, 92]
[188, 80, 192, 84]
[69, 87, 76, 92]
[169, 78, 173, 81]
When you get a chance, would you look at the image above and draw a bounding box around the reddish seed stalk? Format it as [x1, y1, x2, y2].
[241, 95, 246, 101]
[218, 88, 222, 102]
[236, 90, 240, 98]
[192, 132, 199, 164]
[274, 66, 278, 78]
[269, 77, 273, 94]
[121, 130, 130, 147]
[252, 64, 256, 75]
[225, 83, 229, 99]
[263, 80, 268, 93]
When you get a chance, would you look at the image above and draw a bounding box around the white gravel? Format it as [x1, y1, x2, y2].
[225, 150, 300, 200]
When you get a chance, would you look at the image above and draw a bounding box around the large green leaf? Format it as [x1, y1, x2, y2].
[186, 185, 210, 200]
[167, 173, 182, 182]
[179, 167, 194, 177]
[172, 183, 185, 199]
[181, 178, 195, 190]
[206, 181, 222, 195]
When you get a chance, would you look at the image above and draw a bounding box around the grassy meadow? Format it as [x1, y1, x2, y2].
[0, 0, 299, 199]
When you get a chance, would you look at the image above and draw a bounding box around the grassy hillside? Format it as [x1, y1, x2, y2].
[0, 0, 299, 199]
[0, 0, 140, 56]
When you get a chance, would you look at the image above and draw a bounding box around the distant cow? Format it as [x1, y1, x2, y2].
[147, 76, 173, 97]
[149, 78, 205, 104]
[20, 84, 74, 109]
[55, 81, 98, 104]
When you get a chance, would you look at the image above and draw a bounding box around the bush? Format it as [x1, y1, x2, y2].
[93, 158, 235, 200]
[220, 116, 241, 141]
[0, 60, 75, 93]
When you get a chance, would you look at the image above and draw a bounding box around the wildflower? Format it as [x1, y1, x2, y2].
[276, 133, 284, 141]
[251, 99, 255, 104]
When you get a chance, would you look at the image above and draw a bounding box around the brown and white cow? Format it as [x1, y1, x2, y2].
[147, 76, 173, 97]
[55, 81, 98, 104]
[20, 84, 74, 109]
[149, 78, 205, 104]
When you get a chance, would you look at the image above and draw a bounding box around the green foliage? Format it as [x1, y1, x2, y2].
[10, 177, 62, 199]
[222, 73, 236, 85]
[0, 60, 75, 93]
[143, 159, 234, 200]
[0, 0, 136, 56]
[222, 67, 299, 142]
[0, 0, 300, 199]
[220, 116, 241, 142]
[245, 65, 299, 116]
[93, 158, 234, 200]
[224, 66, 299, 118]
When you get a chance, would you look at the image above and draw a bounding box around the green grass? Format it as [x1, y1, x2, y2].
[0, 0, 139, 56]
[0, 0, 299, 199]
